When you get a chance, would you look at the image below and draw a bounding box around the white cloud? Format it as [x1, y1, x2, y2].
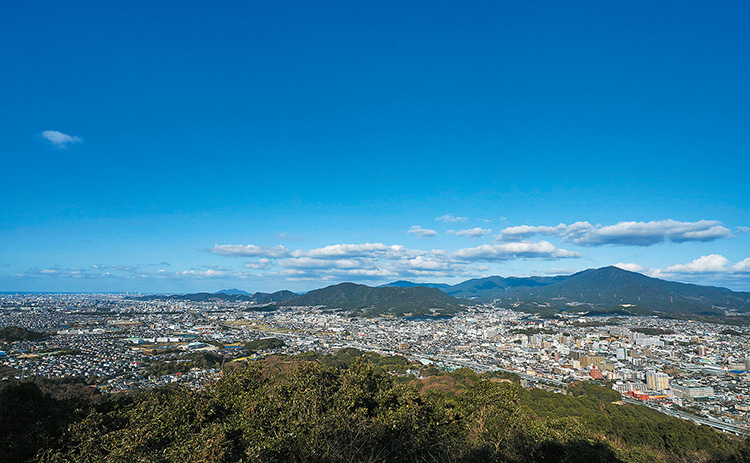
[274, 266, 395, 282]
[497, 220, 731, 246]
[391, 256, 471, 278]
[661, 254, 732, 274]
[293, 243, 421, 259]
[279, 257, 367, 269]
[329, 268, 394, 277]
[447, 227, 492, 238]
[497, 224, 568, 241]
[435, 213, 469, 223]
[614, 262, 648, 273]
[240, 239, 580, 282]
[407, 225, 438, 238]
[39, 130, 83, 148]
[274, 254, 470, 282]
[737, 226, 750, 234]
[453, 241, 580, 262]
[209, 244, 289, 258]
[733, 258, 750, 272]
[645, 255, 750, 282]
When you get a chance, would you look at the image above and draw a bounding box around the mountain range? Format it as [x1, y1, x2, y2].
[133, 289, 297, 304]
[384, 266, 750, 316]
[135, 266, 750, 319]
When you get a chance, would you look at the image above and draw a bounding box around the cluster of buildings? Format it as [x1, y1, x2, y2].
[2, 292, 750, 434]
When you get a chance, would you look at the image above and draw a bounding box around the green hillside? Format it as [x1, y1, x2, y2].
[445, 275, 565, 299]
[3, 352, 748, 463]
[282, 282, 465, 316]
[496, 266, 750, 315]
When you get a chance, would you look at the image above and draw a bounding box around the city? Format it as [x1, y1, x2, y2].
[2, 292, 749, 436]
[3, 1, 749, 461]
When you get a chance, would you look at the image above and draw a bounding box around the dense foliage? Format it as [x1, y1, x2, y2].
[147, 352, 224, 377]
[0, 326, 46, 342]
[2, 351, 750, 462]
[243, 338, 285, 355]
[298, 347, 414, 375]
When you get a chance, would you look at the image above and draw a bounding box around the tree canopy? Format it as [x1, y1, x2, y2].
[1, 351, 748, 463]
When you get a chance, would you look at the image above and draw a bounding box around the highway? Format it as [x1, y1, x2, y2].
[622, 397, 749, 436]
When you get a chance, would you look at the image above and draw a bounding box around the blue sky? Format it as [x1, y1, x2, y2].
[2, 1, 749, 293]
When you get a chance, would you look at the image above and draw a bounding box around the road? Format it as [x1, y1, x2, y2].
[622, 397, 749, 436]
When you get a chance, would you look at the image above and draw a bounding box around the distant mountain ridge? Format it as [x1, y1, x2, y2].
[495, 266, 750, 315]
[133, 266, 750, 319]
[132, 290, 297, 304]
[381, 275, 566, 299]
[215, 288, 250, 296]
[382, 266, 750, 316]
[378, 280, 451, 289]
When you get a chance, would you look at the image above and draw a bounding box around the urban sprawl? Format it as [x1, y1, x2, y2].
[2, 293, 749, 436]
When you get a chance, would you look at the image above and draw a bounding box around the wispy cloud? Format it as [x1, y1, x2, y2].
[498, 220, 731, 246]
[39, 130, 83, 148]
[181, 269, 228, 278]
[209, 244, 289, 258]
[19, 267, 112, 279]
[435, 213, 469, 223]
[245, 259, 273, 270]
[91, 264, 139, 272]
[407, 225, 438, 238]
[279, 232, 304, 241]
[543, 267, 578, 275]
[447, 227, 492, 238]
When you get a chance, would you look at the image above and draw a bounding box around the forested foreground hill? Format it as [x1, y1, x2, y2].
[2, 352, 750, 463]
